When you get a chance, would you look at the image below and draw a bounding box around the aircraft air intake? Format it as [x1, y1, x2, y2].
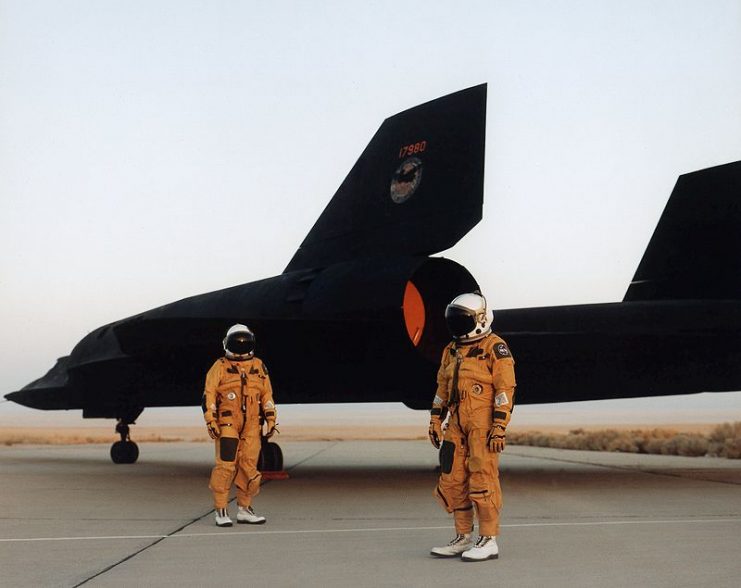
[403, 281, 425, 347]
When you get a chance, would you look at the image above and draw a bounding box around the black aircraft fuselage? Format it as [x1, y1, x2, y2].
[499, 300, 741, 404]
[7, 84, 741, 443]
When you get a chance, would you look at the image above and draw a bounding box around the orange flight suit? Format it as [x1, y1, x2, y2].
[431, 333, 516, 537]
[202, 356, 276, 510]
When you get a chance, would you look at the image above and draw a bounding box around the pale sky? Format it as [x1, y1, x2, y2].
[2, 1, 741, 417]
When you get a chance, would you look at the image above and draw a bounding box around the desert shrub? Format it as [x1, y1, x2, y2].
[573, 429, 639, 453]
[644, 438, 666, 454]
[562, 434, 584, 450]
[605, 432, 640, 453]
[706, 422, 741, 458]
[663, 434, 709, 457]
[724, 438, 741, 459]
[581, 431, 606, 451]
[708, 422, 736, 443]
[509, 422, 740, 459]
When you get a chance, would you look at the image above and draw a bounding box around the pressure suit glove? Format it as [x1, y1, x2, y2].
[206, 420, 221, 440]
[487, 425, 506, 453]
[265, 419, 278, 439]
[428, 418, 442, 449]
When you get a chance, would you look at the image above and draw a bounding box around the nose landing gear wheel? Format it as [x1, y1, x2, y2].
[110, 419, 140, 464]
[110, 440, 139, 464]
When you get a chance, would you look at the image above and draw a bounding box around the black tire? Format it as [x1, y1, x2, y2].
[259, 442, 283, 471]
[123, 441, 139, 464]
[110, 441, 125, 464]
[111, 440, 139, 464]
[268, 442, 283, 471]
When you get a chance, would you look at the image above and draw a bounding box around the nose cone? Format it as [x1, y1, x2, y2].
[4, 356, 82, 410]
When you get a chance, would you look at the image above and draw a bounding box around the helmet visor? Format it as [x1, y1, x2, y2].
[445, 306, 476, 339]
[226, 332, 255, 355]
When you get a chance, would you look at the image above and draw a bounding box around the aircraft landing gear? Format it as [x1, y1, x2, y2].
[258, 436, 284, 472]
[110, 419, 139, 464]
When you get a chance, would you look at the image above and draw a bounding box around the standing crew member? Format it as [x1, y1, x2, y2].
[202, 324, 278, 527]
[428, 293, 516, 561]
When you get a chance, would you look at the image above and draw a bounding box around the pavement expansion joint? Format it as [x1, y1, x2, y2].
[70, 441, 339, 586]
[4, 443, 739, 586]
[507, 450, 741, 485]
[71, 508, 216, 588]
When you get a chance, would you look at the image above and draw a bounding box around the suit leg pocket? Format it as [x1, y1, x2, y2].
[439, 440, 455, 474]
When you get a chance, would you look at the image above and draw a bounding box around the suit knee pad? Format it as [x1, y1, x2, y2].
[219, 437, 239, 462]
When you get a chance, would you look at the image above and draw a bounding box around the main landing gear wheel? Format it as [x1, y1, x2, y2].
[110, 419, 139, 464]
[258, 439, 283, 472]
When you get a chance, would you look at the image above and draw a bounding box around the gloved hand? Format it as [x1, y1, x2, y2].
[487, 425, 506, 453]
[428, 418, 442, 449]
[265, 419, 278, 439]
[206, 421, 221, 440]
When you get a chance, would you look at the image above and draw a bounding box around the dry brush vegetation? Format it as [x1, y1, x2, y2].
[0, 428, 192, 446]
[509, 421, 741, 459]
[2, 423, 740, 459]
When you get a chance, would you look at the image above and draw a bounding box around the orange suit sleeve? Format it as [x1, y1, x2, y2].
[202, 360, 223, 425]
[258, 360, 277, 423]
[491, 340, 516, 431]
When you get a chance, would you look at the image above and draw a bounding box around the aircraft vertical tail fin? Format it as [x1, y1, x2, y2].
[624, 161, 741, 301]
[284, 84, 487, 273]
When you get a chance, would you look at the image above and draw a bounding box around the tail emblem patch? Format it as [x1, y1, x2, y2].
[390, 157, 423, 203]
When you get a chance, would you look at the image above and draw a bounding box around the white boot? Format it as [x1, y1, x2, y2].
[237, 505, 266, 524]
[430, 533, 473, 557]
[461, 535, 499, 561]
[214, 507, 232, 527]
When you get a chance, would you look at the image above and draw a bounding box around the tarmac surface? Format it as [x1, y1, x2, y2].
[1, 440, 740, 587]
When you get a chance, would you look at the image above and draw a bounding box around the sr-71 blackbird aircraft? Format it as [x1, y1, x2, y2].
[6, 84, 741, 464]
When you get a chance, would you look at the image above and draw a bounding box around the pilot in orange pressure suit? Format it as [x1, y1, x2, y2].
[428, 292, 516, 561]
[202, 324, 277, 527]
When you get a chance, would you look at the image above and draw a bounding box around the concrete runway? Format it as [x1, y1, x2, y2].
[1, 441, 740, 587]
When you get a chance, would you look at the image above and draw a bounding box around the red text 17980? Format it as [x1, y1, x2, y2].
[399, 141, 427, 159]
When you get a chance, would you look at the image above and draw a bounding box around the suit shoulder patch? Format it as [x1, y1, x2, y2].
[493, 342, 512, 359]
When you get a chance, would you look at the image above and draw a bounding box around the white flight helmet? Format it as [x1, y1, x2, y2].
[223, 324, 255, 360]
[445, 292, 493, 342]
